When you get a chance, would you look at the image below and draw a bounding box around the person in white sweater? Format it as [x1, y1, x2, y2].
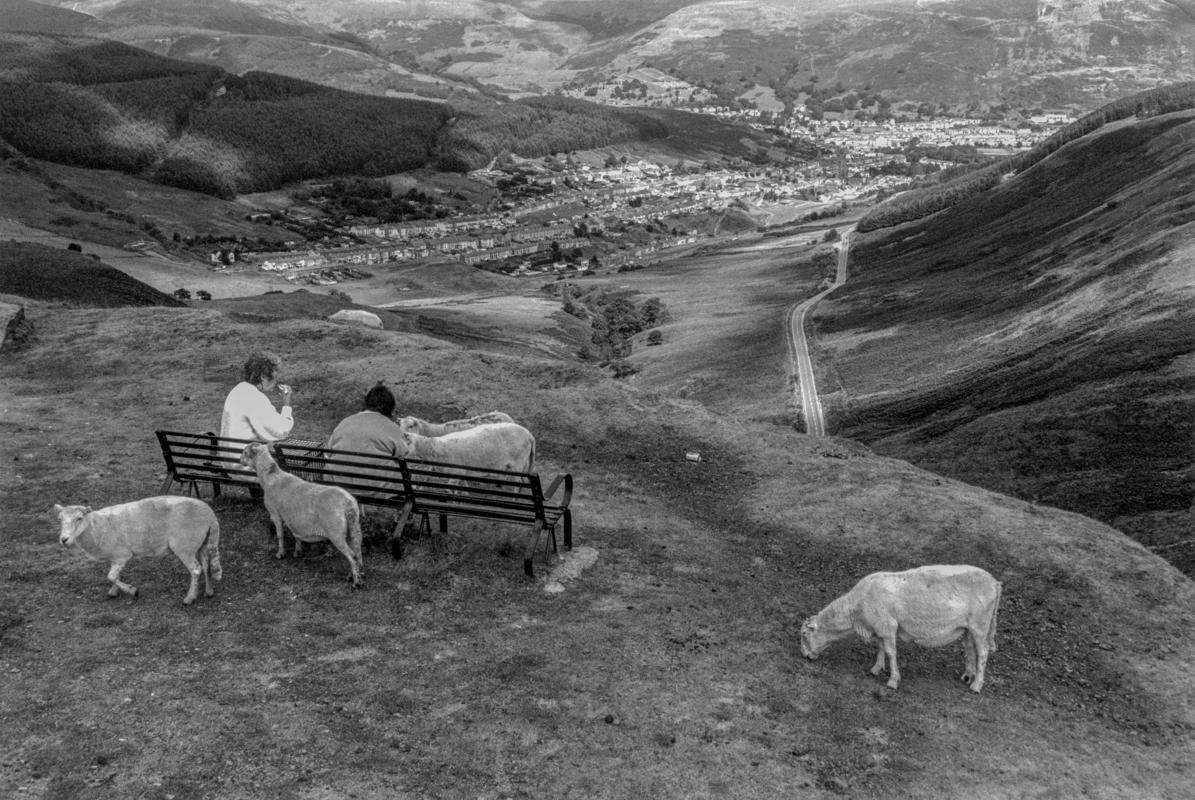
[220, 352, 294, 443]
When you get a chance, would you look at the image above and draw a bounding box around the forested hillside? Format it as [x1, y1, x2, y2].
[0, 32, 792, 198]
[0, 34, 453, 198]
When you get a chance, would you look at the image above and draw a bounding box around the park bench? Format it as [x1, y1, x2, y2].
[155, 430, 265, 498]
[155, 430, 573, 576]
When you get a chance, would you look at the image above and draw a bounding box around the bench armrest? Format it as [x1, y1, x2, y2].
[541, 472, 573, 508]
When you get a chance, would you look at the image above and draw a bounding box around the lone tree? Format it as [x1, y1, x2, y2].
[647, 329, 663, 346]
[173, 288, 191, 300]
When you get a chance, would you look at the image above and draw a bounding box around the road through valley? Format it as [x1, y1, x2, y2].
[786, 231, 850, 436]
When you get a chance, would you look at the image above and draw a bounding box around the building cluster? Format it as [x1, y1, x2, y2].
[237, 105, 1072, 283]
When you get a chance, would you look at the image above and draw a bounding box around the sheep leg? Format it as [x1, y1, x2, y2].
[201, 548, 215, 597]
[882, 636, 900, 689]
[106, 557, 137, 598]
[329, 535, 363, 587]
[269, 510, 286, 559]
[961, 631, 978, 687]
[869, 644, 887, 678]
[169, 543, 205, 605]
[970, 628, 989, 693]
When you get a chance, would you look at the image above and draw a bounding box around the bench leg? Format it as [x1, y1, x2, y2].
[160, 475, 176, 495]
[563, 509, 572, 551]
[390, 501, 415, 560]
[523, 519, 546, 578]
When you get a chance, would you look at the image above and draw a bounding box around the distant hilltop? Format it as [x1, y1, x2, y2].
[13, 0, 1195, 112]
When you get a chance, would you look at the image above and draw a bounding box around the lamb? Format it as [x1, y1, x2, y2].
[398, 411, 516, 438]
[800, 565, 1002, 692]
[55, 496, 222, 604]
[239, 442, 364, 587]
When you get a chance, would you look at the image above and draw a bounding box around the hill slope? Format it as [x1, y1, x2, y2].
[0, 286, 1192, 797]
[815, 108, 1195, 572]
[0, 240, 184, 307]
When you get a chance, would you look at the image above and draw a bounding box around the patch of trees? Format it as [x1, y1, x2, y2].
[296, 180, 448, 224]
[856, 163, 1005, 232]
[552, 283, 668, 371]
[443, 95, 671, 167]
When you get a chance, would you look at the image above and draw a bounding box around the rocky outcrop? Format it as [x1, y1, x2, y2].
[1, 304, 33, 351]
[329, 309, 383, 329]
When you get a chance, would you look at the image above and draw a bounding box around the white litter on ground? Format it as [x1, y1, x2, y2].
[543, 546, 599, 593]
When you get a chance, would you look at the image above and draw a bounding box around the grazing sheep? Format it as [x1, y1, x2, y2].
[800, 565, 1002, 692]
[397, 421, 535, 473]
[55, 496, 222, 605]
[239, 442, 364, 587]
[397, 411, 516, 438]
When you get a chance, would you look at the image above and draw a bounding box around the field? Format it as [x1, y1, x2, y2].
[2, 227, 1194, 798]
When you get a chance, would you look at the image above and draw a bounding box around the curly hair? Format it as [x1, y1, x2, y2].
[241, 352, 280, 386]
[363, 382, 396, 418]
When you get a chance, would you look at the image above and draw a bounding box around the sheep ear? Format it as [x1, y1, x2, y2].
[53, 504, 63, 514]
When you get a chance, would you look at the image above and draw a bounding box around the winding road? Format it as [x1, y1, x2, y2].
[786, 229, 851, 437]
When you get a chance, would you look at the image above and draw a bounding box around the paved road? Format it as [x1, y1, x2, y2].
[786, 230, 851, 436]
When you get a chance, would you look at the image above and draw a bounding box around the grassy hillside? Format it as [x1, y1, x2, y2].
[0, 285, 1192, 797]
[0, 241, 184, 307]
[0, 0, 100, 34]
[815, 109, 1195, 573]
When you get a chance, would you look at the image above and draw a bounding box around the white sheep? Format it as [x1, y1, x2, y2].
[397, 411, 516, 437]
[397, 421, 535, 473]
[55, 496, 223, 605]
[239, 442, 364, 587]
[800, 565, 1002, 692]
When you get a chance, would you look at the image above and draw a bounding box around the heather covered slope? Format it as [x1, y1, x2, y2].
[0, 300, 1192, 797]
[815, 109, 1195, 572]
[0, 240, 184, 307]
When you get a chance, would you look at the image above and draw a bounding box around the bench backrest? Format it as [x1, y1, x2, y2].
[273, 442, 562, 523]
[273, 441, 407, 506]
[156, 430, 261, 487]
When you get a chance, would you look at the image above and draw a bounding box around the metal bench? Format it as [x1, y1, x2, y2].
[274, 441, 573, 577]
[155, 431, 573, 576]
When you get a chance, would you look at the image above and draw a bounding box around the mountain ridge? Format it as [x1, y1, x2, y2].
[19, 0, 1195, 109]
